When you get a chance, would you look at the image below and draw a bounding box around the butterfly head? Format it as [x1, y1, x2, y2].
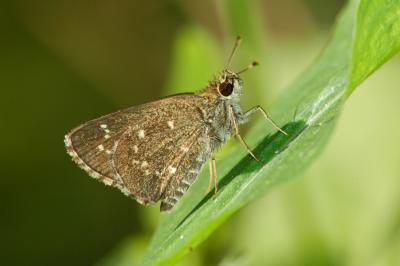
[215, 60, 258, 100]
[216, 70, 243, 101]
[204, 37, 259, 102]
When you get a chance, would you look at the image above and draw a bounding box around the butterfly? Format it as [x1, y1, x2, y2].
[64, 37, 287, 212]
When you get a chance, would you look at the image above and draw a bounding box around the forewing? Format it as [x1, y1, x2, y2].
[113, 95, 207, 204]
[65, 94, 206, 204]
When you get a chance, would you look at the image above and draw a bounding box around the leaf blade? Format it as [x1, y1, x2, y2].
[141, 0, 400, 265]
[348, 0, 400, 94]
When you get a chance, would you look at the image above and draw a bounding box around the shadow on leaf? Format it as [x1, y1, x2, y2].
[176, 120, 307, 228]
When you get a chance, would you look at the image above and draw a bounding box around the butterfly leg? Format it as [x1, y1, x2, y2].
[208, 158, 219, 195]
[229, 106, 261, 163]
[208, 160, 214, 192]
[243, 106, 288, 135]
[212, 158, 218, 194]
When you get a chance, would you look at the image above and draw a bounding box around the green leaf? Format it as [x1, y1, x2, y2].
[348, 0, 400, 94]
[141, 0, 400, 265]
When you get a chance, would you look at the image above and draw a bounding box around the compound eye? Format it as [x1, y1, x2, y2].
[218, 81, 234, 97]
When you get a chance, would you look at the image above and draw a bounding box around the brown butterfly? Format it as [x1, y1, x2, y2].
[64, 37, 287, 212]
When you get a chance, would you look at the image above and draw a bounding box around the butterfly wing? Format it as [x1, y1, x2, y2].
[114, 122, 208, 205]
[65, 106, 139, 195]
[65, 94, 209, 206]
[159, 130, 210, 211]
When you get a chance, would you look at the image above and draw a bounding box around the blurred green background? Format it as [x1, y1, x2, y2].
[1, 0, 399, 265]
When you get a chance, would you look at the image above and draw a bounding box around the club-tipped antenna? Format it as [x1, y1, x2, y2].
[225, 36, 242, 69]
[236, 61, 259, 75]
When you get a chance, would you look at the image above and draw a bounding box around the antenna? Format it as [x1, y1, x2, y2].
[225, 36, 242, 69]
[236, 61, 259, 75]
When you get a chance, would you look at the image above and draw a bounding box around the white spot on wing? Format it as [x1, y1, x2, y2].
[133, 145, 138, 153]
[145, 170, 150, 175]
[138, 129, 145, 139]
[100, 124, 108, 129]
[168, 166, 177, 174]
[106, 150, 112, 154]
[180, 146, 189, 152]
[104, 134, 110, 139]
[103, 177, 113, 186]
[97, 144, 104, 151]
[64, 135, 72, 147]
[141, 161, 148, 168]
[167, 120, 175, 129]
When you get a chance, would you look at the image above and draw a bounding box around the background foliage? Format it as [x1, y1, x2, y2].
[1, 1, 399, 265]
